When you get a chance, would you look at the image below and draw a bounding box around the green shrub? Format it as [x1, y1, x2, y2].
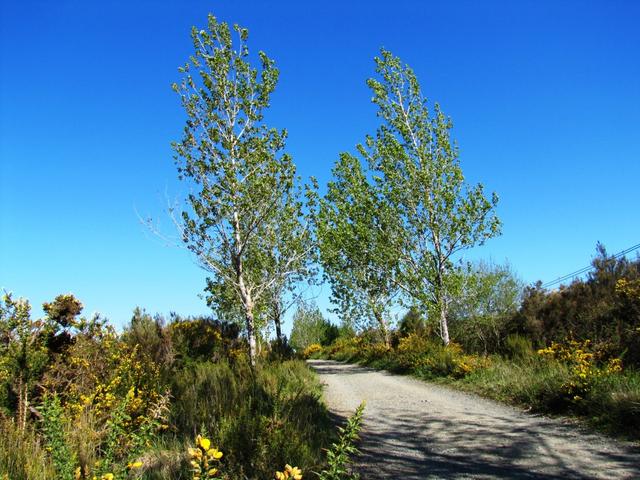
[584, 370, 640, 437]
[317, 402, 365, 480]
[38, 394, 75, 480]
[268, 337, 295, 361]
[510, 245, 640, 367]
[502, 334, 533, 361]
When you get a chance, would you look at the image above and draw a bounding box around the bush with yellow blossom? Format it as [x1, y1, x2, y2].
[537, 339, 623, 403]
[275, 464, 303, 480]
[301, 343, 322, 359]
[38, 323, 168, 480]
[188, 435, 223, 480]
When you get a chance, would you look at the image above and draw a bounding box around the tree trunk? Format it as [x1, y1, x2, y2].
[273, 301, 283, 343]
[435, 264, 450, 346]
[245, 308, 257, 367]
[439, 300, 450, 346]
[374, 309, 391, 348]
[236, 260, 257, 367]
[232, 208, 258, 367]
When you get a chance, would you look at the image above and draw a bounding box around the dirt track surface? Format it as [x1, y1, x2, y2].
[308, 359, 640, 479]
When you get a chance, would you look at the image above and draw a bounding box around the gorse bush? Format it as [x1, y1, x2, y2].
[342, 333, 489, 379]
[187, 434, 224, 479]
[301, 343, 323, 359]
[0, 289, 342, 480]
[35, 319, 171, 478]
[457, 349, 640, 437]
[537, 339, 623, 404]
[511, 245, 640, 366]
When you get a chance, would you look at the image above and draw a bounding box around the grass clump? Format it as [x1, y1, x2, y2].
[168, 359, 332, 479]
[0, 418, 56, 480]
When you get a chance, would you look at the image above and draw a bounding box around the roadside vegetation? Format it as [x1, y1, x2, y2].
[0, 294, 370, 479]
[0, 295, 329, 479]
[309, 248, 640, 440]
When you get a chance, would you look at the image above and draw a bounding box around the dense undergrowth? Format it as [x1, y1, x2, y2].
[0, 295, 353, 480]
[312, 334, 640, 439]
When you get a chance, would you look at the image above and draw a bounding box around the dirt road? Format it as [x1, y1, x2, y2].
[308, 359, 640, 479]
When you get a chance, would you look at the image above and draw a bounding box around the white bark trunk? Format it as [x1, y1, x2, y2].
[439, 302, 450, 346]
[232, 204, 258, 367]
[245, 309, 257, 366]
[237, 273, 257, 367]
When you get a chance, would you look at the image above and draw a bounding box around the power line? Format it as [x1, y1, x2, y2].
[542, 242, 640, 289]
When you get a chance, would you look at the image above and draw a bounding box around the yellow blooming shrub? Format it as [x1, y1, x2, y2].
[361, 342, 391, 362]
[326, 337, 362, 360]
[40, 325, 168, 479]
[537, 340, 623, 402]
[188, 435, 223, 480]
[393, 334, 487, 378]
[396, 333, 430, 368]
[301, 343, 322, 359]
[275, 464, 303, 480]
[616, 278, 640, 300]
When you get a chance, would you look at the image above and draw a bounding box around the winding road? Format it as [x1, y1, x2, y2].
[308, 359, 640, 479]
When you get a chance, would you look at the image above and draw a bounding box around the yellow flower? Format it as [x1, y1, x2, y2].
[285, 465, 302, 479]
[128, 461, 143, 469]
[275, 472, 287, 480]
[207, 448, 223, 460]
[101, 474, 114, 480]
[189, 447, 203, 459]
[197, 435, 211, 451]
[207, 468, 218, 476]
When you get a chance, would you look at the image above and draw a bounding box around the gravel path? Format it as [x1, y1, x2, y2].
[308, 359, 640, 479]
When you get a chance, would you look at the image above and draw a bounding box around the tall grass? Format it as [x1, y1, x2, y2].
[0, 359, 333, 480]
[458, 355, 640, 437]
[0, 418, 56, 480]
[161, 359, 333, 479]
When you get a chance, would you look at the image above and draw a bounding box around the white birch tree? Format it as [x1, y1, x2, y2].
[171, 15, 311, 365]
[363, 49, 502, 345]
[317, 154, 399, 346]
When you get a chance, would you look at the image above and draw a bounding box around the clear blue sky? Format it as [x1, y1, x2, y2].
[1, 0, 639, 330]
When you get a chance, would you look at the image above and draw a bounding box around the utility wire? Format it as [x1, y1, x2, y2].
[542, 242, 640, 289]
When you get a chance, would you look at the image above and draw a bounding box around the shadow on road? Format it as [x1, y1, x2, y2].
[310, 359, 640, 480]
